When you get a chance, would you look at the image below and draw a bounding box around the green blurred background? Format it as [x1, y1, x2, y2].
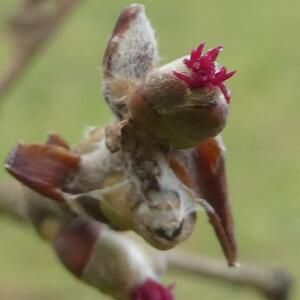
[0, 0, 299, 299]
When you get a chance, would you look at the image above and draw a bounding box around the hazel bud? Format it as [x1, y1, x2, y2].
[128, 68, 228, 148]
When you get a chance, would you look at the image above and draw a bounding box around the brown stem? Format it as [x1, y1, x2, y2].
[0, 0, 81, 100]
[166, 250, 293, 300]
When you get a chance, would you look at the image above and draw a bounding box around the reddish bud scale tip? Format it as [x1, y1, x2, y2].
[173, 42, 236, 103]
[132, 279, 175, 300]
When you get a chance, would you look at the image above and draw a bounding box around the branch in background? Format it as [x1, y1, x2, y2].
[0, 0, 81, 100]
[166, 251, 293, 300]
[0, 180, 294, 300]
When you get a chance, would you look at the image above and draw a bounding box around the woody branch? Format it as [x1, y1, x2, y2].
[0, 0, 81, 100]
[166, 251, 293, 300]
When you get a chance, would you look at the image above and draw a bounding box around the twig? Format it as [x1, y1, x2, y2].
[166, 250, 293, 300]
[0, 0, 81, 100]
[0, 180, 293, 300]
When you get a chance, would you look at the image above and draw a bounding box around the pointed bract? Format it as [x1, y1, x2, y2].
[172, 137, 237, 266]
[4, 144, 80, 203]
[103, 4, 158, 80]
[194, 137, 237, 266]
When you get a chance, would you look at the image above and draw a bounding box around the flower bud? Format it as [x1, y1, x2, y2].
[132, 278, 174, 300]
[128, 43, 235, 149]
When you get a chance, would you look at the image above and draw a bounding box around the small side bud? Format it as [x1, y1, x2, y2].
[80, 224, 172, 300]
[103, 4, 158, 80]
[103, 4, 159, 118]
[132, 279, 174, 300]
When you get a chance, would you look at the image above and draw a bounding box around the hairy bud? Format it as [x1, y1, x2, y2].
[129, 66, 228, 148]
[53, 217, 172, 300]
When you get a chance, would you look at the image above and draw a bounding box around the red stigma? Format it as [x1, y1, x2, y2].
[173, 42, 236, 103]
[132, 279, 175, 300]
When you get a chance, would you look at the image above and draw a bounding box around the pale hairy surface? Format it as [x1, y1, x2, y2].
[103, 5, 159, 119]
[68, 139, 123, 192]
[109, 5, 159, 80]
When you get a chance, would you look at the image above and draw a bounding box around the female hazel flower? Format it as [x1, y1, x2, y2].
[173, 42, 236, 103]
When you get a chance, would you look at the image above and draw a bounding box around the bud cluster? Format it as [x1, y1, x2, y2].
[5, 3, 237, 300]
